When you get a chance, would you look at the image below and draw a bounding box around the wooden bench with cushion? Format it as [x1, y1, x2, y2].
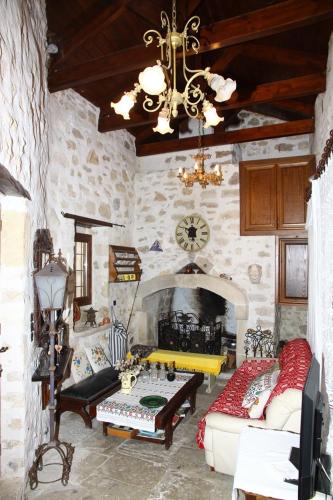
[55, 366, 120, 438]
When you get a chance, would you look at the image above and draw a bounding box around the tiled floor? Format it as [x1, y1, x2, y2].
[1, 377, 236, 500]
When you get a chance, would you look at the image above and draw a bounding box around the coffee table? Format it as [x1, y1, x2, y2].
[97, 372, 204, 449]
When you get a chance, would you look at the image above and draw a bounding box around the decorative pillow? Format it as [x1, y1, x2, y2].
[84, 344, 111, 373]
[96, 333, 112, 364]
[71, 350, 93, 383]
[242, 369, 280, 409]
[248, 388, 273, 419]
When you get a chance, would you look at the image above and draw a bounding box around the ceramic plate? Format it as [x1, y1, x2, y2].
[139, 395, 168, 408]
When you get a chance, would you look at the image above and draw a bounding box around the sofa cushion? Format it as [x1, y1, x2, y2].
[242, 369, 280, 409]
[60, 366, 119, 402]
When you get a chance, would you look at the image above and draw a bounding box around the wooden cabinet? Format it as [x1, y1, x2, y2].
[278, 238, 308, 305]
[240, 155, 314, 235]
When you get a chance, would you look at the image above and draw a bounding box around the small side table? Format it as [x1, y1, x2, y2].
[232, 427, 327, 500]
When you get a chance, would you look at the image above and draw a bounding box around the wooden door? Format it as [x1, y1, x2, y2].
[277, 156, 314, 230]
[240, 162, 277, 235]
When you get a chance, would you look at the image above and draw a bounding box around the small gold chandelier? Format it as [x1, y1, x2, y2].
[178, 118, 224, 188]
[111, 0, 236, 134]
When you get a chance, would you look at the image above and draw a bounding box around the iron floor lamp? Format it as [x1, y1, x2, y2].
[29, 252, 74, 489]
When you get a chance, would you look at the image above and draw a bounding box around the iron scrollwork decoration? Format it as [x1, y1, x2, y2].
[244, 325, 275, 358]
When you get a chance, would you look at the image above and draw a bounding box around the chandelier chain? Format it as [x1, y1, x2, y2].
[172, 0, 177, 31]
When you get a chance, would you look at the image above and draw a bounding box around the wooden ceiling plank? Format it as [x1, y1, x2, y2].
[49, 0, 333, 92]
[98, 73, 325, 132]
[53, 0, 130, 69]
[136, 119, 314, 156]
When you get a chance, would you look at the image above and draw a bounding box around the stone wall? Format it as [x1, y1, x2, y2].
[277, 305, 308, 341]
[47, 89, 138, 344]
[135, 111, 312, 360]
[134, 112, 312, 359]
[0, 0, 49, 481]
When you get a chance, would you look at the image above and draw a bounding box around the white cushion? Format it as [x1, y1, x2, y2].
[242, 369, 280, 409]
[84, 344, 111, 373]
[248, 388, 272, 419]
[71, 350, 93, 382]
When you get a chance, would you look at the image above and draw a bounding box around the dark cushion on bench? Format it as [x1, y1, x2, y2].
[60, 367, 120, 403]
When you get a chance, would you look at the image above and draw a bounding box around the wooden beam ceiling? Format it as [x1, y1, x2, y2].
[136, 119, 314, 156]
[48, 0, 333, 92]
[52, 0, 131, 69]
[98, 73, 325, 132]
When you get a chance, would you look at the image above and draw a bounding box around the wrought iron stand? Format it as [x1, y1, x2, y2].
[29, 311, 74, 489]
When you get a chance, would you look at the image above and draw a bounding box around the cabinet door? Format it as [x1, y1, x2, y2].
[240, 163, 277, 235]
[277, 160, 313, 230]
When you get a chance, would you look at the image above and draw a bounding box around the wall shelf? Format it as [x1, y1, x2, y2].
[61, 211, 125, 229]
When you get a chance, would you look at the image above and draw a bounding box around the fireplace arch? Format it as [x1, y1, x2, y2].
[133, 273, 249, 363]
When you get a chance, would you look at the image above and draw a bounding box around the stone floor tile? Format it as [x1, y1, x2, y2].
[169, 445, 214, 478]
[82, 472, 153, 499]
[147, 470, 233, 500]
[97, 453, 167, 488]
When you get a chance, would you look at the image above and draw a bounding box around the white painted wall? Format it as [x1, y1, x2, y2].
[310, 32, 333, 472]
[0, 0, 48, 482]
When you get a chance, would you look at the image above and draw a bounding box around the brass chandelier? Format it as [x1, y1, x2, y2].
[111, 0, 236, 134]
[178, 118, 224, 188]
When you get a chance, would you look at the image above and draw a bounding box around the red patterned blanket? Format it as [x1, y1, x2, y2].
[196, 339, 312, 449]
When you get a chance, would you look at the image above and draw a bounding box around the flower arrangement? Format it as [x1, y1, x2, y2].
[114, 353, 142, 380]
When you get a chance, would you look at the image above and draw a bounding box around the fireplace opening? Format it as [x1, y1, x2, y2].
[143, 287, 236, 355]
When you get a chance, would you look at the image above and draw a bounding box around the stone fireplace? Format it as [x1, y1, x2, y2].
[132, 271, 249, 363]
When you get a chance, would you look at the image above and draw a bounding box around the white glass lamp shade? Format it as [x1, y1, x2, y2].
[35, 261, 68, 310]
[138, 65, 166, 95]
[153, 108, 174, 134]
[209, 74, 237, 102]
[202, 100, 224, 128]
[111, 93, 136, 119]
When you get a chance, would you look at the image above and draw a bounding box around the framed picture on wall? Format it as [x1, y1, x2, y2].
[278, 237, 308, 305]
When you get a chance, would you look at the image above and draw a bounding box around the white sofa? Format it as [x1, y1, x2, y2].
[197, 339, 312, 476]
[204, 388, 302, 475]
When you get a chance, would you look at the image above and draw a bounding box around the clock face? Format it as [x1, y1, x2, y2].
[175, 214, 210, 252]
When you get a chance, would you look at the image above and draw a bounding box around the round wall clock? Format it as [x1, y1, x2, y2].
[175, 214, 210, 251]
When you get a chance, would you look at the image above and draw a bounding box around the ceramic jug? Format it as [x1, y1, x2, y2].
[120, 371, 138, 394]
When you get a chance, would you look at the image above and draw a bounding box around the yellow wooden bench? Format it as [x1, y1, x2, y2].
[128, 349, 227, 393]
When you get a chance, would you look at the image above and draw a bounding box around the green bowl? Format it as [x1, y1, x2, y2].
[139, 395, 168, 408]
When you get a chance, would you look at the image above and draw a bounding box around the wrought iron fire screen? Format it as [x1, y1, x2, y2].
[158, 310, 222, 355]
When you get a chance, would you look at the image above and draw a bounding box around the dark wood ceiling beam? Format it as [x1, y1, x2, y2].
[210, 46, 242, 73]
[52, 0, 130, 69]
[198, 0, 333, 52]
[48, 0, 333, 92]
[241, 43, 327, 72]
[136, 119, 314, 156]
[272, 99, 315, 116]
[98, 73, 325, 132]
